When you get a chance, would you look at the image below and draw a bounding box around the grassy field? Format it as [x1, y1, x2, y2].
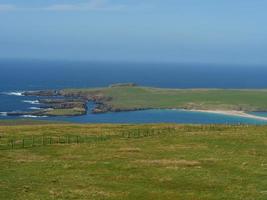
[61, 86, 267, 111]
[0, 123, 266, 200]
[44, 108, 86, 116]
[0, 119, 65, 126]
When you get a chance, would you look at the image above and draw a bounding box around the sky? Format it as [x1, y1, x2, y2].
[0, 0, 267, 65]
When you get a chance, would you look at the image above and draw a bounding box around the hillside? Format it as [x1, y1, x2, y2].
[0, 123, 266, 199]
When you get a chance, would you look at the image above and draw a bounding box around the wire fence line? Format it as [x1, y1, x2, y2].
[0, 125, 244, 151]
[0, 135, 113, 150]
[0, 127, 178, 151]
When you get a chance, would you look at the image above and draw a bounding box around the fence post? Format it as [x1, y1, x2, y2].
[42, 136, 45, 146]
[11, 139, 14, 149]
[22, 138, 25, 148]
[76, 136, 79, 144]
[32, 136, 34, 147]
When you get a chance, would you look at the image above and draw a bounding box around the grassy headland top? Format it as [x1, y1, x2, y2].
[60, 84, 267, 113]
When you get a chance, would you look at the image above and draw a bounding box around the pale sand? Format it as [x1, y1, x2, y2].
[186, 109, 267, 121]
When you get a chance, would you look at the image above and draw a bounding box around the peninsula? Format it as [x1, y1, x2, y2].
[6, 83, 267, 119]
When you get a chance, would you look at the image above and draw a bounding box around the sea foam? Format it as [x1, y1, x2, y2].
[0, 112, 7, 116]
[23, 100, 40, 105]
[2, 91, 24, 96]
[21, 115, 47, 118]
[29, 107, 41, 110]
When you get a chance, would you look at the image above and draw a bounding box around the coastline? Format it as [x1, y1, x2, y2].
[3, 86, 267, 123]
[186, 109, 267, 121]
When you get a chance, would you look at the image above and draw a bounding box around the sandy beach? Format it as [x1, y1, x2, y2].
[187, 109, 267, 121]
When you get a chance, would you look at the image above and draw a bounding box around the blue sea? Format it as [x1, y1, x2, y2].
[1, 59, 267, 124]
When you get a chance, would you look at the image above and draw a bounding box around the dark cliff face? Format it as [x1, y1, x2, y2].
[38, 98, 87, 110]
[40, 102, 86, 110]
[8, 90, 88, 117]
[91, 95, 112, 103]
[92, 103, 112, 114]
[23, 90, 60, 97]
[39, 98, 85, 104]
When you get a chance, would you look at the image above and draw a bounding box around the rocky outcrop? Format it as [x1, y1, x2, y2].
[92, 103, 150, 114]
[91, 95, 112, 103]
[18, 84, 140, 116]
[39, 98, 85, 104]
[110, 107, 150, 112]
[39, 99, 87, 110]
[92, 103, 112, 114]
[23, 90, 60, 96]
[40, 102, 86, 110]
[7, 96, 88, 117]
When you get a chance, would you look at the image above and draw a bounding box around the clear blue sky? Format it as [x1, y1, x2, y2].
[0, 0, 267, 65]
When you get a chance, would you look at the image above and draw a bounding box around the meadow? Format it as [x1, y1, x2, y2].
[0, 122, 266, 200]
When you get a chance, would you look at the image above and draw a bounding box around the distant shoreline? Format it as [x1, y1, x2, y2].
[4, 85, 267, 122]
[186, 109, 267, 121]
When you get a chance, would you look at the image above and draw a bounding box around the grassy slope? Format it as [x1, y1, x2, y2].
[0, 123, 266, 200]
[62, 86, 267, 111]
[0, 119, 65, 126]
[44, 108, 86, 116]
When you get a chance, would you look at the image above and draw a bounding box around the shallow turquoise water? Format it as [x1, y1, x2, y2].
[1, 102, 267, 125]
[250, 112, 267, 118]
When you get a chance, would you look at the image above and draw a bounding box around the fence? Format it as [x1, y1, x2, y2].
[0, 135, 111, 150]
[120, 127, 176, 138]
[0, 125, 234, 151]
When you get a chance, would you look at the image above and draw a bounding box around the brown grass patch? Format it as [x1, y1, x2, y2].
[157, 144, 208, 151]
[133, 159, 201, 167]
[65, 187, 128, 199]
[199, 158, 219, 164]
[118, 147, 141, 153]
[11, 153, 49, 163]
[61, 154, 83, 160]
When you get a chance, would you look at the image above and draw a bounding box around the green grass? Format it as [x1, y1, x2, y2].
[44, 107, 86, 116]
[0, 119, 66, 126]
[61, 86, 267, 111]
[0, 123, 266, 200]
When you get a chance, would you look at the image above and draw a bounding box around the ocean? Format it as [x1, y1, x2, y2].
[1, 59, 267, 124]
